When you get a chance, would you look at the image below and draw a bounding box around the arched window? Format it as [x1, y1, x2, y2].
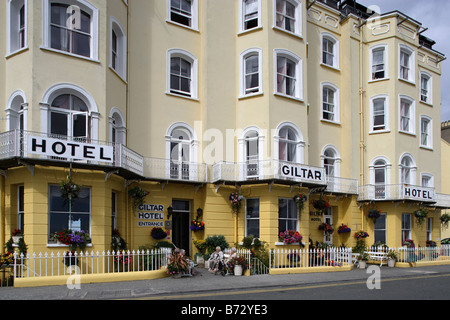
[6, 90, 28, 132]
[109, 108, 126, 145]
[400, 154, 416, 185]
[166, 123, 198, 180]
[240, 48, 263, 97]
[369, 157, 391, 199]
[321, 145, 341, 177]
[7, 0, 27, 55]
[321, 33, 339, 68]
[275, 122, 304, 164]
[274, 49, 303, 100]
[321, 83, 339, 122]
[244, 130, 260, 178]
[41, 83, 99, 141]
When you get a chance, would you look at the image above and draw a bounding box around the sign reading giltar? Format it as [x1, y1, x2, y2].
[28, 136, 114, 163]
[280, 164, 325, 184]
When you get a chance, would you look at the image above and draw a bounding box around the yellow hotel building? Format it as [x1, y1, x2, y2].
[0, 0, 449, 258]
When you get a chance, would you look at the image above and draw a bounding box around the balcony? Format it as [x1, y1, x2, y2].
[0, 130, 144, 176]
[358, 184, 436, 204]
[212, 160, 328, 187]
[143, 158, 208, 183]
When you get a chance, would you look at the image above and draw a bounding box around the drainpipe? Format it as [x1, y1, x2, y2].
[359, 18, 367, 230]
[0, 175, 5, 250]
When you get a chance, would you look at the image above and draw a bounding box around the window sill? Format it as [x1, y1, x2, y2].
[369, 129, 391, 135]
[399, 130, 416, 137]
[419, 100, 433, 107]
[272, 26, 303, 40]
[166, 20, 199, 33]
[238, 26, 263, 36]
[275, 242, 304, 246]
[420, 145, 434, 152]
[5, 46, 29, 59]
[398, 77, 416, 86]
[368, 77, 390, 83]
[109, 66, 128, 84]
[238, 92, 264, 100]
[320, 119, 341, 126]
[165, 92, 199, 101]
[274, 92, 304, 103]
[40, 47, 100, 63]
[47, 243, 93, 248]
[320, 63, 340, 72]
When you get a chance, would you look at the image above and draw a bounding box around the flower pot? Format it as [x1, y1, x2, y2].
[358, 261, 366, 269]
[12, 236, 23, 244]
[388, 259, 395, 268]
[234, 264, 243, 276]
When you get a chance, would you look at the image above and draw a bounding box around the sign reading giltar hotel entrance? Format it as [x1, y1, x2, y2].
[28, 136, 114, 163]
[138, 204, 165, 227]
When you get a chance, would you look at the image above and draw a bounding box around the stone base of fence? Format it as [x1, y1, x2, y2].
[394, 260, 450, 268]
[270, 264, 354, 275]
[14, 267, 169, 288]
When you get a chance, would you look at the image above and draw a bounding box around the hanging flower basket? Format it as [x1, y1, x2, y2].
[402, 239, 415, 248]
[312, 198, 330, 213]
[354, 230, 369, 240]
[151, 227, 168, 240]
[128, 186, 149, 210]
[337, 224, 351, 234]
[229, 192, 244, 215]
[318, 223, 334, 235]
[368, 209, 381, 221]
[414, 208, 428, 226]
[60, 176, 81, 204]
[293, 193, 307, 213]
[441, 213, 450, 229]
[190, 219, 205, 231]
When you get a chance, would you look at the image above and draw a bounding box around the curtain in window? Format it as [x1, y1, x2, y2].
[372, 49, 384, 78]
[245, 55, 259, 93]
[277, 56, 296, 96]
[276, 0, 295, 32]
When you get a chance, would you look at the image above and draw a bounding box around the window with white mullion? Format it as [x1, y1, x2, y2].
[244, 55, 260, 94]
[18, 5, 26, 49]
[322, 38, 334, 66]
[277, 56, 296, 96]
[111, 30, 118, 70]
[322, 87, 335, 121]
[400, 50, 410, 80]
[400, 100, 411, 132]
[244, 0, 259, 30]
[170, 0, 192, 27]
[372, 48, 385, 79]
[170, 57, 192, 97]
[373, 98, 386, 131]
[275, 0, 296, 33]
[420, 116, 432, 148]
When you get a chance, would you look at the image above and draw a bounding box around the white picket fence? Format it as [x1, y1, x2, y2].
[270, 247, 353, 269]
[11, 248, 172, 279]
[365, 245, 450, 264]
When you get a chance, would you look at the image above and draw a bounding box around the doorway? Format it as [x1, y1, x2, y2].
[171, 200, 191, 256]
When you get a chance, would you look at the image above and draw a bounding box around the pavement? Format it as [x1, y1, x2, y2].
[1, 264, 450, 300]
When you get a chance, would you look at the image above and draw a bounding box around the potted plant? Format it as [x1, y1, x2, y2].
[279, 230, 303, 245]
[354, 230, 369, 241]
[414, 208, 428, 226]
[441, 213, 450, 229]
[293, 193, 307, 214]
[357, 252, 369, 269]
[166, 252, 189, 278]
[318, 222, 334, 235]
[151, 227, 168, 240]
[386, 250, 398, 267]
[312, 198, 330, 214]
[229, 192, 244, 215]
[228, 255, 249, 276]
[337, 224, 351, 234]
[128, 186, 149, 210]
[368, 208, 381, 222]
[60, 176, 81, 205]
[11, 229, 23, 244]
[190, 219, 205, 232]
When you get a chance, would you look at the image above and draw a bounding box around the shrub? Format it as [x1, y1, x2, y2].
[205, 235, 229, 254]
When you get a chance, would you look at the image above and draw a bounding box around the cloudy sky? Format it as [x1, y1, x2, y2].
[356, 0, 450, 121]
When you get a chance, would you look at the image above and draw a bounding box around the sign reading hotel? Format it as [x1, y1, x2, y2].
[403, 186, 434, 202]
[28, 135, 114, 163]
[280, 164, 326, 184]
[138, 204, 165, 227]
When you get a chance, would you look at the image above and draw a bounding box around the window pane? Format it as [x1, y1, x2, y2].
[50, 112, 68, 136]
[71, 188, 90, 212]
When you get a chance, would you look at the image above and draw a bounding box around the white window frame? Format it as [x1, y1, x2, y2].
[399, 44, 415, 83]
[421, 173, 434, 188]
[109, 107, 126, 145]
[274, 122, 305, 164]
[374, 213, 387, 244]
[42, 0, 99, 61]
[278, 198, 298, 235]
[369, 44, 388, 81]
[401, 213, 411, 243]
[245, 198, 260, 238]
[110, 17, 127, 81]
[399, 95, 415, 135]
[321, 32, 339, 69]
[273, 0, 302, 38]
[239, 48, 263, 98]
[321, 145, 341, 178]
[399, 153, 416, 186]
[426, 217, 432, 241]
[420, 115, 433, 149]
[274, 49, 303, 100]
[239, 0, 262, 33]
[369, 95, 389, 133]
[167, 49, 198, 100]
[420, 71, 432, 105]
[320, 82, 340, 123]
[167, 0, 198, 31]
[7, 0, 28, 56]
